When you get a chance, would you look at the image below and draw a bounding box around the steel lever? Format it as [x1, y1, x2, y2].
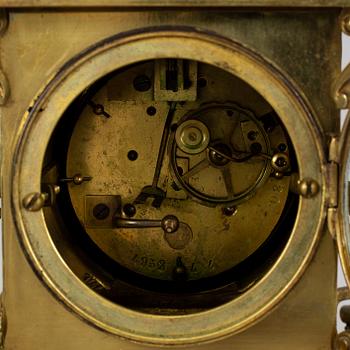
[114, 214, 180, 233]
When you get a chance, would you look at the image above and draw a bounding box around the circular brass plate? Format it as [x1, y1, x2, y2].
[11, 27, 326, 345]
[66, 71, 289, 281]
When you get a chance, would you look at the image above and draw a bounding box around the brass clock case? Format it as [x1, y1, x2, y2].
[337, 109, 350, 289]
[10, 28, 326, 345]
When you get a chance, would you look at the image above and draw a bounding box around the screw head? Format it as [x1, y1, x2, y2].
[271, 153, 289, 172]
[335, 92, 349, 109]
[22, 192, 46, 211]
[133, 75, 151, 92]
[73, 174, 84, 185]
[175, 119, 210, 155]
[94, 104, 104, 115]
[161, 215, 180, 233]
[123, 203, 136, 218]
[208, 143, 231, 166]
[222, 206, 237, 217]
[181, 126, 203, 148]
[93, 203, 110, 220]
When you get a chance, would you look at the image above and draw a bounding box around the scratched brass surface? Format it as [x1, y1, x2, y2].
[3, 218, 337, 349]
[64, 60, 290, 282]
[10, 29, 326, 342]
[0, 0, 348, 7]
[0, 9, 341, 349]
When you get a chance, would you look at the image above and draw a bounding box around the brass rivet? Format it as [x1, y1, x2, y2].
[335, 92, 349, 109]
[298, 179, 320, 198]
[73, 174, 84, 185]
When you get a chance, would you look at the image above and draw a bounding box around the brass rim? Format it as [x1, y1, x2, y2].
[338, 109, 350, 288]
[11, 27, 326, 345]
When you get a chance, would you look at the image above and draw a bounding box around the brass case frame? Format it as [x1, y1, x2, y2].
[0, 8, 342, 349]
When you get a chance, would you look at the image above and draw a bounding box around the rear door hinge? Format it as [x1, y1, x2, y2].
[327, 135, 340, 239]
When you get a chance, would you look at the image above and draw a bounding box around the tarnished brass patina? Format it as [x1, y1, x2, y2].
[65, 61, 291, 282]
[1, 3, 349, 350]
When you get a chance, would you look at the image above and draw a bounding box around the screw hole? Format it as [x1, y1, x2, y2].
[276, 157, 288, 168]
[133, 75, 151, 92]
[278, 143, 287, 152]
[222, 206, 237, 217]
[146, 106, 157, 116]
[93, 203, 110, 220]
[171, 182, 181, 192]
[248, 130, 258, 141]
[177, 166, 184, 175]
[127, 150, 138, 161]
[250, 142, 262, 154]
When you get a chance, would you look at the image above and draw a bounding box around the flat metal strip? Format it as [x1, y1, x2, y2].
[0, 0, 349, 7]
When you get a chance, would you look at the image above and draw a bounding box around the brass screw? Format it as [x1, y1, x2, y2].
[22, 192, 47, 211]
[335, 92, 349, 109]
[161, 215, 180, 233]
[73, 174, 84, 185]
[59, 173, 92, 185]
[222, 206, 237, 216]
[271, 153, 289, 172]
[297, 179, 320, 198]
[92, 203, 110, 220]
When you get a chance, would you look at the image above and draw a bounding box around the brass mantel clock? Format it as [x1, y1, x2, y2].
[1, 2, 350, 349]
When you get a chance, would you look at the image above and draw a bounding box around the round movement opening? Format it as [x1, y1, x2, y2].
[42, 58, 298, 314]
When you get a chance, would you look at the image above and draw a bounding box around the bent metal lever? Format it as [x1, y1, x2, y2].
[114, 214, 180, 233]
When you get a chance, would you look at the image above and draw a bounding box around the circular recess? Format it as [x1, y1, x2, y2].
[146, 106, 157, 116]
[67, 62, 291, 283]
[175, 119, 210, 154]
[127, 150, 138, 161]
[133, 74, 152, 92]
